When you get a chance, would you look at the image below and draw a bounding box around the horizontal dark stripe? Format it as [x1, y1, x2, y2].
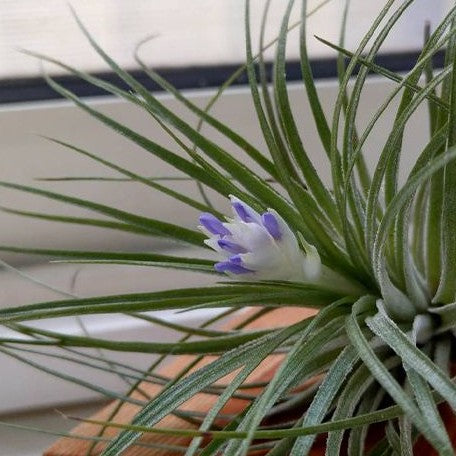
[0, 50, 445, 105]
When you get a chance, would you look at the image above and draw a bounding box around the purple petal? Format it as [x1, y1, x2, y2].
[231, 254, 244, 263]
[215, 260, 252, 274]
[232, 201, 254, 223]
[199, 213, 231, 236]
[218, 239, 247, 254]
[262, 212, 281, 240]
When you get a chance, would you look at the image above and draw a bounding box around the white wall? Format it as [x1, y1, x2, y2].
[0, 0, 450, 78]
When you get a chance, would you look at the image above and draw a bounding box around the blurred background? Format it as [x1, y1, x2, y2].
[0, 0, 450, 266]
[0, 0, 451, 79]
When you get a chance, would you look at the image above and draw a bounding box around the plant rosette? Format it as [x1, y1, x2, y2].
[1, 1, 456, 455]
[43, 308, 456, 455]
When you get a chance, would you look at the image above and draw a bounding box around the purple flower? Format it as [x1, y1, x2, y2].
[198, 196, 321, 281]
[199, 213, 231, 236]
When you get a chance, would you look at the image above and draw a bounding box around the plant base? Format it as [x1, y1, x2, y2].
[44, 307, 456, 455]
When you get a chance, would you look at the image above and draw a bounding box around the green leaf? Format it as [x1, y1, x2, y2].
[385, 421, 402, 455]
[43, 136, 225, 217]
[345, 298, 445, 451]
[347, 387, 386, 455]
[256, 0, 301, 191]
[366, 310, 456, 411]
[3, 322, 272, 355]
[41, 72, 257, 209]
[273, 0, 338, 224]
[0, 419, 188, 452]
[367, 65, 450, 261]
[330, 0, 396, 209]
[342, 7, 456, 187]
[64, 10, 306, 238]
[222, 300, 350, 455]
[0, 286, 336, 323]
[326, 356, 400, 456]
[366, 35, 451, 260]
[0, 206, 154, 236]
[405, 367, 452, 454]
[70, 400, 418, 442]
[315, 36, 448, 111]
[131, 60, 281, 183]
[243, 0, 355, 272]
[101, 318, 311, 455]
[0, 245, 216, 273]
[299, 0, 331, 156]
[435, 37, 456, 303]
[429, 302, 456, 333]
[289, 345, 358, 455]
[0, 181, 205, 246]
[373, 146, 456, 288]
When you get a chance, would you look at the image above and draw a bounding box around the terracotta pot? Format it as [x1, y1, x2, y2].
[44, 308, 455, 455]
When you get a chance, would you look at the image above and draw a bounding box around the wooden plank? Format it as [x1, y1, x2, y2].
[44, 307, 319, 455]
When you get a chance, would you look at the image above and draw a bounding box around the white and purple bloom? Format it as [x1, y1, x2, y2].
[199, 196, 321, 282]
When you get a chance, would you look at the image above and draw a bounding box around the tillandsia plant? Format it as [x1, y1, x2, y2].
[3, 0, 456, 455]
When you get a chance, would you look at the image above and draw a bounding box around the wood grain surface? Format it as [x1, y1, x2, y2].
[44, 307, 320, 456]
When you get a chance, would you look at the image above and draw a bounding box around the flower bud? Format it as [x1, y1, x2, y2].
[199, 196, 321, 282]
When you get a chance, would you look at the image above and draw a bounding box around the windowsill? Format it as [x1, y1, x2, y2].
[0, 400, 109, 456]
[0, 254, 220, 415]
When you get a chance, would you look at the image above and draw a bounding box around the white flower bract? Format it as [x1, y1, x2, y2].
[199, 196, 321, 282]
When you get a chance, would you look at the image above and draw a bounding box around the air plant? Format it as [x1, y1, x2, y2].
[1, 0, 456, 455]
